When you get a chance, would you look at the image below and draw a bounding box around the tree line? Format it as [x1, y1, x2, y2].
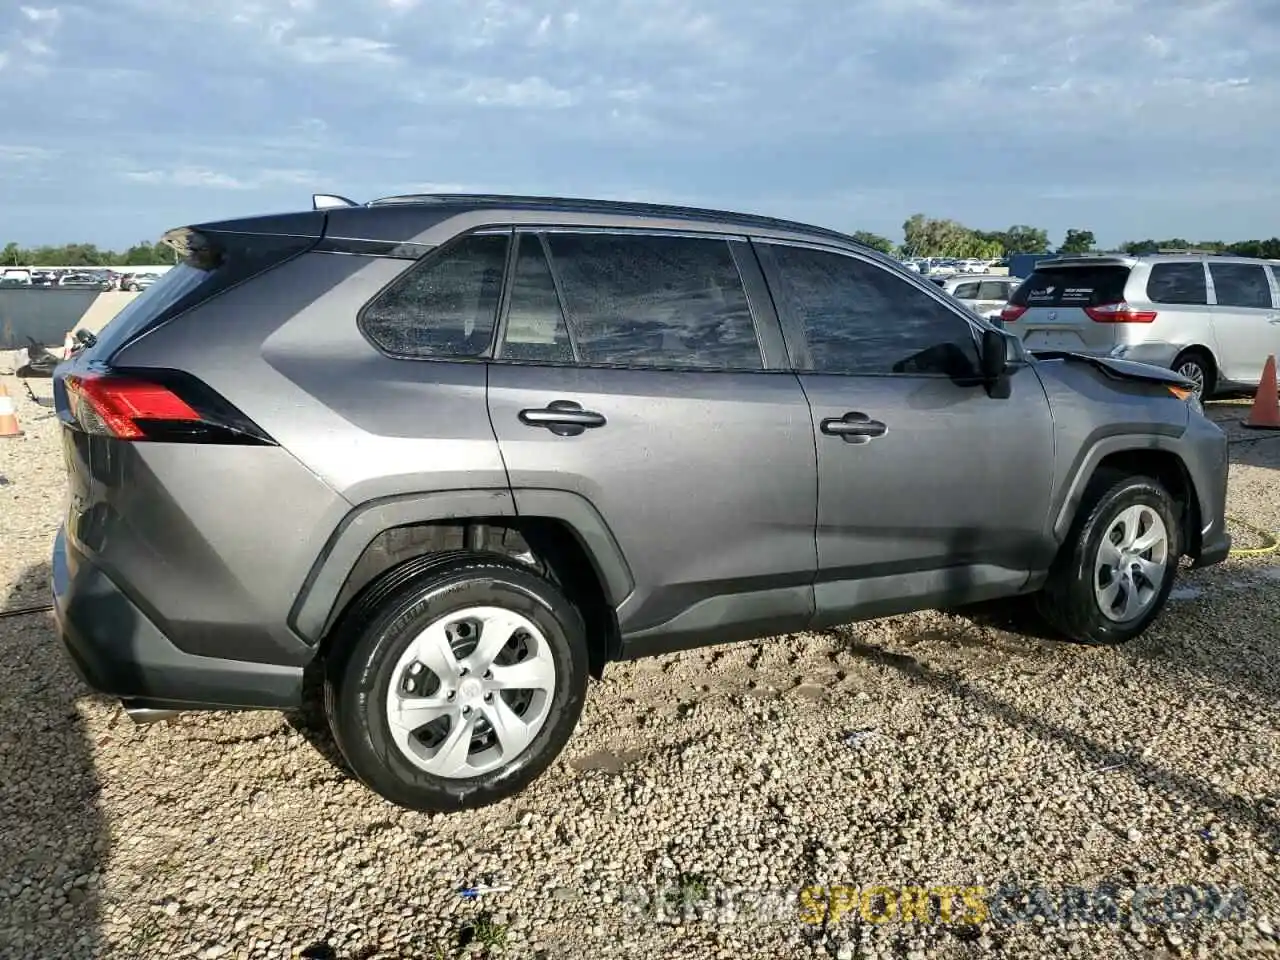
[2, 240, 177, 267]
[7, 220, 1280, 266]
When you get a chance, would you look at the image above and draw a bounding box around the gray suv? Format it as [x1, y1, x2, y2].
[51, 194, 1232, 812]
[1001, 253, 1280, 397]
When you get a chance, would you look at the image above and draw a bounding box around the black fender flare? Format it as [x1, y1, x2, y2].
[288, 487, 634, 644]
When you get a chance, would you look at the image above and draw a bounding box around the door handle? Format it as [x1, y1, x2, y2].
[518, 399, 607, 437]
[820, 412, 888, 444]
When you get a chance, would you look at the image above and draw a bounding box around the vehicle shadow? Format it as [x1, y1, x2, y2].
[0, 561, 106, 960]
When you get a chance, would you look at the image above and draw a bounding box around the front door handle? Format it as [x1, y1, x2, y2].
[518, 399, 607, 437]
[820, 412, 888, 444]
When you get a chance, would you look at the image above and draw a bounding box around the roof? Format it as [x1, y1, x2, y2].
[353, 192, 871, 250]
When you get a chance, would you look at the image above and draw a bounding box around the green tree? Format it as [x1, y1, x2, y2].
[2, 242, 21, 266]
[1002, 225, 1049, 255]
[851, 230, 894, 255]
[1058, 229, 1095, 254]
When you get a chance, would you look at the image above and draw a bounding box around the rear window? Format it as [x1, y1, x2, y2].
[1009, 265, 1131, 308]
[89, 232, 315, 360]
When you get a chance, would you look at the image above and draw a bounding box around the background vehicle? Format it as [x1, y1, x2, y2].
[941, 274, 1023, 319]
[51, 194, 1231, 812]
[1000, 253, 1280, 397]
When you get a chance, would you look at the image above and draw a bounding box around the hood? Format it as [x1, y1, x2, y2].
[1029, 351, 1195, 389]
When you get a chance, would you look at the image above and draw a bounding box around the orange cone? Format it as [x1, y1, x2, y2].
[1243, 354, 1280, 430]
[0, 384, 24, 439]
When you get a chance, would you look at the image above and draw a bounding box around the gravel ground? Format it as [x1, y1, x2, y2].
[2, 365, 1279, 960]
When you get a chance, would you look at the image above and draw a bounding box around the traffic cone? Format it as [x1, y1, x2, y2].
[62, 331, 76, 360]
[1243, 354, 1280, 430]
[0, 384, 24, 439]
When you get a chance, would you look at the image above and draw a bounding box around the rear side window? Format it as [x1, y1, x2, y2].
[1210, 262, 1273, 309]
[89, 233, 314, 360]
[499, 234, 574, 363]
[1009, 266, 1131, 308]
[535, 232, 762, 370]
[362, 233, 508, 358]
[977, 280, 1009, 300]
[1146, 262, 1208, 305]
[953, 282, 980, 299]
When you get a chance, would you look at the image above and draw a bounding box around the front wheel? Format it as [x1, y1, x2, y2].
[1035, 471, 1182, 645]
[325, 555, 589, 811]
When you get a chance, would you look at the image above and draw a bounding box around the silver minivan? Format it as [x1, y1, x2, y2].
[1001, 254, 1280, 396]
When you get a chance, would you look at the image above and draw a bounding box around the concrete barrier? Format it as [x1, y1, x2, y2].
[77, 291, 141, 335]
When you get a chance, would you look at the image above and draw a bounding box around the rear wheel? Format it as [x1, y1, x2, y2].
[325, 555, 589, 811]
[1035, 470, 1181, 645]
[1173, 349, 1215, 399]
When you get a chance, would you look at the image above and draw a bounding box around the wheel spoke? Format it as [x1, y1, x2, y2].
[428, 712, 479, 777]
[1096, 539, 1122, 569]
[1120, 580, 1145, 620]
[389, 695, 455, 734]
[489, 654, 556, 692]
[1112, 506, 1144, 549]
[465, 608, 529, 673]
[1131, 524, 1166, 555]
[1099, 579, 1122, 612]
[411, 622, 460, 681]
[1134, 556, 1165, 589]
[482, 696, 534, 758]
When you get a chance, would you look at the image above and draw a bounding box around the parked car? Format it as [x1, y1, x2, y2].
[52, 193, 1231, 812]
[942, 274, 1023, 319]
[1000, 253, 1280, 397]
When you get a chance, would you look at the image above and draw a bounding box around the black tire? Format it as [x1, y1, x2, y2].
[324, 554, 589, 812]
[1035, 470, 1181, 645]
[1172, 349, 1215, 399]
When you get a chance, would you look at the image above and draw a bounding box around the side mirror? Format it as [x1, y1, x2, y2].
[980, 328, 1025, 397]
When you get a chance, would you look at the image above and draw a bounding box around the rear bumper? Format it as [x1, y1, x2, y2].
[52, 527, 304, 711]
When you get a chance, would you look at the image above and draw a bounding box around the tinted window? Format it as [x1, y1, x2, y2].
[542, 232, 762, 370]
[977, 280, 1009, 300]
[765, 244, 981, 378]
[362, 233, 508, 358]
[1145, 262, 1208, 306]
[953, 282, 980, 299]
[1210, 262, 1272, 309]
[500, 234, 574, 363]
[1010, 265, 1131, 307]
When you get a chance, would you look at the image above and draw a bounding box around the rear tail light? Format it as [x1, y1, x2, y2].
[1000, 304, 1028, 322]
[63, 370, 273, 445]
[1084, 302, 1158, 323]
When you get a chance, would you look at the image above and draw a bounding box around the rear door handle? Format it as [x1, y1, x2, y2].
[518, 399, 607, 437]
[820, 412, 888, 444]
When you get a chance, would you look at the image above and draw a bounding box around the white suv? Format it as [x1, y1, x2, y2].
[942, 274, 1022, 319]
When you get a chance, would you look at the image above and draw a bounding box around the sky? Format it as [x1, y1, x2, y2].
[1, 0, 1278, 250]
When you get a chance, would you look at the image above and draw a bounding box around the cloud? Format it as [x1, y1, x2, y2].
[3, 0, 1279, 248]
[0, 145, 57, 162]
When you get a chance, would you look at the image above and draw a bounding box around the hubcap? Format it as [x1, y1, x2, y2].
[385, 606, 557, 778]
[1176, 361, 1204, 396]
[1094, 504, 1169, 623]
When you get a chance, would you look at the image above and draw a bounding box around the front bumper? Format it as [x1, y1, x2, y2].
[52, 527, 304, 710]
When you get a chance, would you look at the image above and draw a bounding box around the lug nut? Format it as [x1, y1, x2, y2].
[484, 670, 492, 680]
[447, 691, 456, 701]
[462, 706, 472, 716]
[484, 692, 493, 703]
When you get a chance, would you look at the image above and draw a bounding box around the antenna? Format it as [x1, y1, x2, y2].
[312, 194, 360, 210]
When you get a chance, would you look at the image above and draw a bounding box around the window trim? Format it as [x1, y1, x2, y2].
[751, 236, 987, 379]
[1207, 260, 1274, 311]
[356, 226, 513, 362]
[488, 225, 776, 374]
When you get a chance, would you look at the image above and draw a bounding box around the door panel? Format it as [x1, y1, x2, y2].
[755, 239, 1056, 626]
[1208, 261, 1280, 385]
[486, 229, 818, 650]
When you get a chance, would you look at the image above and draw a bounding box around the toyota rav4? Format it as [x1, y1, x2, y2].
[52, 193, 1231, 811]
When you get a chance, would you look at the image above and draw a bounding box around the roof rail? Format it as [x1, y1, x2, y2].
[366, 192, 867, 249]
[313, 194, 360, 210]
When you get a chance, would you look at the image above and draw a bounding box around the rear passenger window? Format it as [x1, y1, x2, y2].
[361, 232, 508, 358]
[953, 282, 980, 299]
[536, 232, 762, 370]
[1146, 262, 1208, 305]
[1210, 263, 1273, 309]
[500, 234, 573, 363]
[762, 243, 981, 378]
[977, 281, 1008, 300]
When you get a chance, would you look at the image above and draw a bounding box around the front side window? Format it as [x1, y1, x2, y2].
[538, 232, 762, 370]
[361, 232, 508, 358]
[762, 243, 981, 378]
[1210, 262, 1273, 309]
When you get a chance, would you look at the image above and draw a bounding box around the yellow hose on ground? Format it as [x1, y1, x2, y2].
[1226, 514, 1280, 557]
